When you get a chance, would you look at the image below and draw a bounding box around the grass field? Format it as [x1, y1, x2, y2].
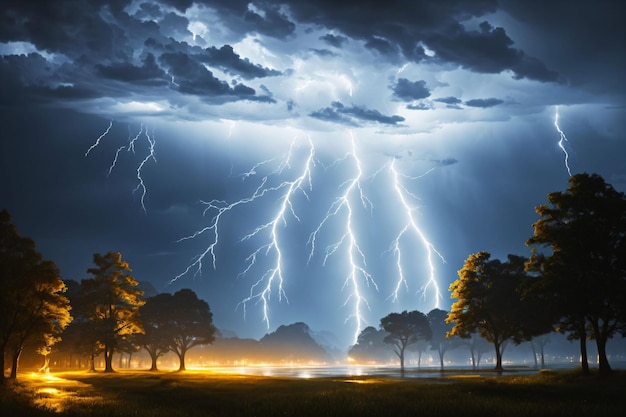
[1, 368, 623, 416]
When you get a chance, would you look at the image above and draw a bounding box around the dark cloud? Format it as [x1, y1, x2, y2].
[309, 48, 337, 57]
[499, 0, 625, 92]
[159, 52, 263, 100]
[434, 97, 462, 105]
[432, 158, 459, 166]
[364, 37, 398, 56]
[407, 103, 431, 110]
[393, 78, 430, 101]
[319, 33, 348, 48]
[201, 45, 281, 79]
[310, 101, 405, 126]
[464, 98, 504, 108]
[97, 53, 167, 85]
[241, 3, 297, 39]
[437, 21, 517, 71]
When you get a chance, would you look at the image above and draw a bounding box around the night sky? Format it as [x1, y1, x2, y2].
[1, 0, 624, 348]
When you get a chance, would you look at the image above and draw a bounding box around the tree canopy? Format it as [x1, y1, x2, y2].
[154, 289, 216, 371]
[447, 252, 529, 370]
[526, 173, 626, 375]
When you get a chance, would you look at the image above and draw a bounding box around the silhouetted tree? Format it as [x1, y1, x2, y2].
[160, 289, 216, 371]
[348, 326, 394, 363]
[80, 252, 144, 372]
[427, 309, 463, 370]
[447, 252, 529, 371]
[138, 293, 174, 371]
[0, 210, 71, 383]
[380, 310, 431, 372]
[526, 173, 626, 375]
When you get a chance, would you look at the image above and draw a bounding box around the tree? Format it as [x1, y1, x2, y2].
[380, 310, 431, 372]
[80, 252, 144, 372]
[526, 173, 626, 375]
[447, 252, 529, 371]
[463, 332, 491, 369]
[0, 210, 71, 383]
[427, 309, 463, 370]
[158, 289, 216, 371]
[138, 293, 175, 371]
[348, 326, 395, 364]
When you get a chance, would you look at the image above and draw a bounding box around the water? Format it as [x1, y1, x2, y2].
[200, 364, 549, 379]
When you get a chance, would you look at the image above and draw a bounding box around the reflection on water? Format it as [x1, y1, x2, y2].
[201, 364, 547, 379]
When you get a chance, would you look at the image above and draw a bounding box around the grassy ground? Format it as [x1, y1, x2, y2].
[1, 368, 623, 416]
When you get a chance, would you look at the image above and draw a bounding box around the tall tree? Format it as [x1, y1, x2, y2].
[526, 173, 626, 375]
[80, 252, 144, 372]
[427, 309, 463, 370]
[380, 310, 431, 372]
[159, 289, 216, 371]
[0, 210, 71, 383]
[447, 252, 529, 371]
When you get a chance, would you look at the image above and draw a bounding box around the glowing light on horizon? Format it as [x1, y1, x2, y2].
[554, 106, 573, 177]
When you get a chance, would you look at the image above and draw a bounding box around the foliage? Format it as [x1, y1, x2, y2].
[447, 252, 530, 370]
[142, 289, 216, 371]
[526, 173, 626, 375]
[80, 252, 144, 372]
[380, 310, 431, 371]
[0, 210, 71, 383]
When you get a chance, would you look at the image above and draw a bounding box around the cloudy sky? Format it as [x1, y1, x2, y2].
[1, 0, 624, 348]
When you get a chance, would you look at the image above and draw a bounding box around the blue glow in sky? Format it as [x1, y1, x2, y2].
[1, 0, 624, 348]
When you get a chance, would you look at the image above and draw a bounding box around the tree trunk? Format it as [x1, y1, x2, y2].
[540, 344, 545, 368]
[530, 341, 538, 368]
[10, 347, 22, 379]
[147, 349, 159, 371]
[591, 319, 612, 376]
[177, 347, 187, 371]
[579, 336, 589, 375]
[493, 340, 503, 371]
[0, 341, 6, 385]
[438, 346, 444, 370]
[417, 350, 422, 369]
[399, 347, 405, 373]
[104, 347, 114, 372]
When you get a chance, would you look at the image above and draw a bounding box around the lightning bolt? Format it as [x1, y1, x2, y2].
[133, 127, 156, 213]
[238, 138, 316, 326]
[172, 138, 316, 329]
[308, 132, 377, 344]
[85, 120, 113, 156]
[107, 146, 126, 177]
[554, 106, 573, 177]
[388, 160, 445, 307]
